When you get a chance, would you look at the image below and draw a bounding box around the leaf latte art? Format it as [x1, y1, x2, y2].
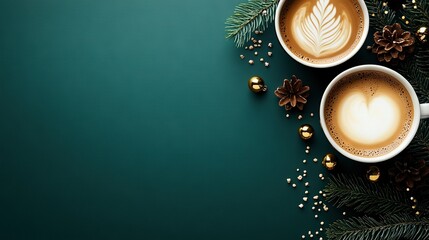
[292, 0, 352, 58]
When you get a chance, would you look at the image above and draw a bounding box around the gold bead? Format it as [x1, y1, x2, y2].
[416, 26, 429, 43]
[322, 153, 337, 170]
[248, 76, 267, 93]
[366, 166, 381, 182]
[298, 124, 314, 140]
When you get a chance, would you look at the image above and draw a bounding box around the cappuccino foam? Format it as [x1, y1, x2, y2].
[278, 0, 365, 64]
[324, 70, 414, 158]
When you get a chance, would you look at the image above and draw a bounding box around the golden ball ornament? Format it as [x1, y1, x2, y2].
[366, 166, 381, 182]
[248, 76, 267, 93]
[416, 26, 429, 43]
[322, 153, 337, 170]
[298, 124, 314, 140]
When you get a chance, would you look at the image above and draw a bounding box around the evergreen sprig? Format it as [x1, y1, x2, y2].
[399, 0, 429, 73]
[225, 0, 279, 47]
[407, 120, 429, 163]
[398, 60, 429, 103]
[326, 214, 429, 240]
[401, 0, 429, 31]
[365, 0, 396, 31]
[324, 174, 412, 215]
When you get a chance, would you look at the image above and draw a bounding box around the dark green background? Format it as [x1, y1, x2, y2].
[0, 1, 375, 239]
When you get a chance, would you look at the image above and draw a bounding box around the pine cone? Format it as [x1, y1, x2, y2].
[388, 157, 429, 190]
[274, 75, 310, 111]
[372, 23, 415, 63]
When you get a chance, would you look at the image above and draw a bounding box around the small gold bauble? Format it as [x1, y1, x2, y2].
[366, 166, 381, 182]
[322, 153, 337, 170]
[298, 124, 314, 140]
[416, 26, 429, 43]
[248, 76, 267, 93]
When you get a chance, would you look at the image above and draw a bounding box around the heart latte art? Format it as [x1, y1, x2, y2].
[337, 92, 401, 145]
[324, 71, 414, 158]
[278, 0, 364, 64]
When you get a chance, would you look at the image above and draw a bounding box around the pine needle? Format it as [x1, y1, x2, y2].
[365, 0, 396, 31]
[327, 214, 429, 240]
[225, 0, 279, 47]
[399, 0, 429, 73]
[407, 120, 429, 162]
[401, 0, 429, 31]
[398, 60, 429, 103]
[324, 174, 412, 215]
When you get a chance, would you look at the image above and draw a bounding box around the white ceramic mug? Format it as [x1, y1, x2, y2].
[274, 0, 369, 68]
[320, 65, 429, 163]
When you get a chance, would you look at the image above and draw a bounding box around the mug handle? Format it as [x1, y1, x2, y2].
[420, 103, 429, 119]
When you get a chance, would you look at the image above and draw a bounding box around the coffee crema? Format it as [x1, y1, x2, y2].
[278, 0, 365, 64]
[324, 70, 414, 158]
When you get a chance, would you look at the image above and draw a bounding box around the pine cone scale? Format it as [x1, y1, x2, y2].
[279, 97, 291, 106]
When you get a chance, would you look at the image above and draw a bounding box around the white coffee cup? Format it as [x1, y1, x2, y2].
[320, 65, 429, 163]
[275, 0, 369, 68]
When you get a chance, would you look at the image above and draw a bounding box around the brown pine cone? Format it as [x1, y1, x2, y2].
[274, 75, 310, 111]
[388, 157, 429, 190]
[372, 23, 415, 63]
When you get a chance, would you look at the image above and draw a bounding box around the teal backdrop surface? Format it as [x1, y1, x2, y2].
[0, 0, 375, 239]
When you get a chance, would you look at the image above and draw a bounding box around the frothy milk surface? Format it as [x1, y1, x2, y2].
[279, 0, 364, 64]
[324, 70, 414, 158]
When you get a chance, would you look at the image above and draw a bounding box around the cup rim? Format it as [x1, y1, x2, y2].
[274, 0, 369, 68]
[319, 64, 421, 163]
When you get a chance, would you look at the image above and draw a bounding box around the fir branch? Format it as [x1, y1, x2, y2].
[398, 0, 429, 73]
[401, 0, 429, 31]
[326, 214, 429, 240]
[414, 47, 429, 74]
[225, 0, 279, 47]
[324, 174, 412, 215]
[397, 60, 429, 103]
[365, 0, 396, 31]
[407, 120, 429, 163]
